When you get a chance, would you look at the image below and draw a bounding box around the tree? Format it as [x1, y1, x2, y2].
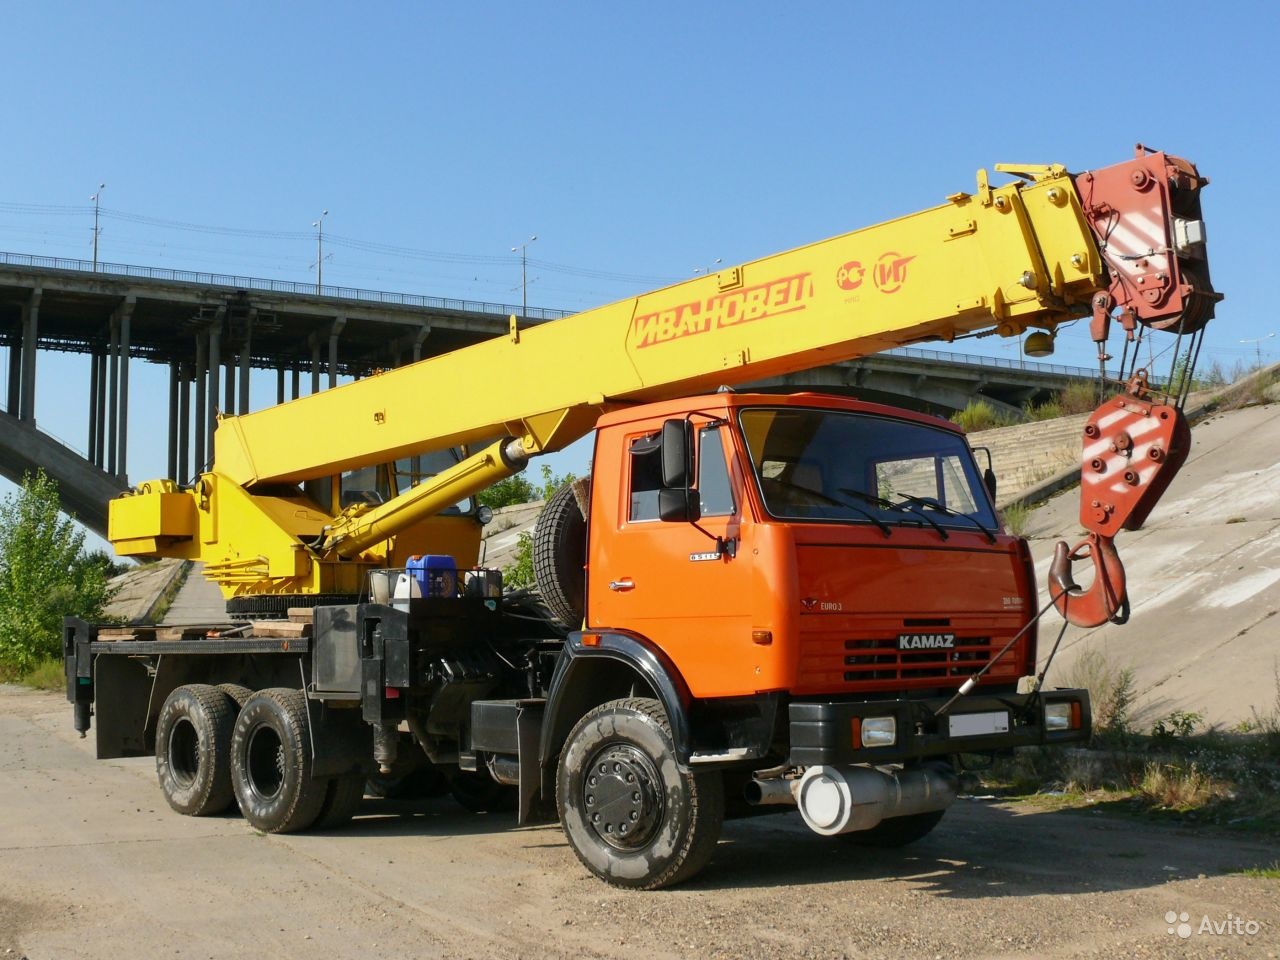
[0, 471, 115, 673]
[477, 473, 537, 510]
[478, 464, 579, 510]
[504, 532, 536, 588]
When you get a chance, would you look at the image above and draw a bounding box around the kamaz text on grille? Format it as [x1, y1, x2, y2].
[897, 632, 957, 650]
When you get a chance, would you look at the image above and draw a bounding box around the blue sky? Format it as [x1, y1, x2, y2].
[2, 1, 1276, 546]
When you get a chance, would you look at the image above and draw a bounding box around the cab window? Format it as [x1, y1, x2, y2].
[628, 434, 662, 522]
[698, 426, 734, 517]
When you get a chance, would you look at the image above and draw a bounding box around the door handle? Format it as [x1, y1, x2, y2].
[608, 578, 635, 592]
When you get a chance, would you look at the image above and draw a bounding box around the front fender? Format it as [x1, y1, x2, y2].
[540, 630, 694, 772]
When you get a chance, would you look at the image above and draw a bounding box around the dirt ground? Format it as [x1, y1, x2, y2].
[1, 685, 1277, 960]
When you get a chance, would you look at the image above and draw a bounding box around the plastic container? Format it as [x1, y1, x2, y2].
[406, 555, 458, 598]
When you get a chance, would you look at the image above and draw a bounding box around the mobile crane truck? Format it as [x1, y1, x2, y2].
[65, 145, 1218, 888]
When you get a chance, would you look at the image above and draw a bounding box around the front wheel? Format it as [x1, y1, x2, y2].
[556, 697, 723, 890]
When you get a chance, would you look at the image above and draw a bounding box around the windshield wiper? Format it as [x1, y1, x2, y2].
[893, 493, 997, 544]
[841, 487, 952, 539]
[767, 479, 892, 537]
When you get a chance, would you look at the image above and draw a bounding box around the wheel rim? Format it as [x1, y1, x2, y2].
[582, 743, 664, 850]
[245, 723, 286, 802]
[167, 717, 200, 788]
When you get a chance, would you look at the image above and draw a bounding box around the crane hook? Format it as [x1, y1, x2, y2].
[1048, 532, 1129, 627]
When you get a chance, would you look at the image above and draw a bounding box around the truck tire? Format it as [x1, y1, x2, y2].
[229, 688, 327, 833]
[217, 683, 253, 710]
[155, 684, 237, 816]
[314, 775, 365, 830]
[844, 808, 945, 848]
[534, 479, 589, 631]
[557, 697, 723, 890]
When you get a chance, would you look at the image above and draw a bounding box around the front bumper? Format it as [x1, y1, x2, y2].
[788, 688, 1091, 766]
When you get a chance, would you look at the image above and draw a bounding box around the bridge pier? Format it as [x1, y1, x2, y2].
[18, 288, 41, 422]
[237, 311, 254, 414]
[5, 336, 18, 415]
[207, 311, 222, 462]
[106, 309, 119, 474]
[177, 362, 192, 484]
[309, 333, 321, 394]
[116, 299, 133, 478]
[193, 326, 207, 475]
[328, 317, 346, 389]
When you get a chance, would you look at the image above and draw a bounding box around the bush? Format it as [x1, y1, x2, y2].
[1063, 646, 1136, 739]
[504, 531, 535, 588]
[1137, 760, 1223, 811]
[1058, 380, 1100, 415]
[999, 502, 1031, 536]
[951, 400, 1016, 433]
[1022, 399, 1063, 422]
[0, 471, 115, 673]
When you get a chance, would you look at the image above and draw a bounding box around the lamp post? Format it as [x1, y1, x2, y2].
[90, 183, 105, 271]
[693, 258, 722, 276]
[511, 235, 537, 318]
[1240, 333, 1275, 370]
[312, 210, 330, 294]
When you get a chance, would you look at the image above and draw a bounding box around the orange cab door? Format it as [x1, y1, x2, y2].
[587, 421, 763, 699]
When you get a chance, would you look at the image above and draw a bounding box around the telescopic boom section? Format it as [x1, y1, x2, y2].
[112, 149, 1217, 593]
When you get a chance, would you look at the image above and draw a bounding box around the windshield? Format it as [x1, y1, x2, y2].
[738, 407, 998, 532]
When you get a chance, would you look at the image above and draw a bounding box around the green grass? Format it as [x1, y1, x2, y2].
[979, 664, 1280, 835]
[0, 658, 64, 691]
[1235, 862, 1280, 880]
[999, 502, 1031, 536]
[951, 400, 1017, 433]
[18, 658, 65, 691]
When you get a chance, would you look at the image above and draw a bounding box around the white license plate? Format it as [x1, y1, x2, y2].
[948, 710, 1010, 737]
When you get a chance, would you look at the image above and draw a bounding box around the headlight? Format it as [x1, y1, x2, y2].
[476, 505, 494, 525]
[862, 716, 897, 747]
[1044, 702, 1072, 731]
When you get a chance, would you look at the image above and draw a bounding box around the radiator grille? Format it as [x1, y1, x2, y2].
[842, 635, 993, 682]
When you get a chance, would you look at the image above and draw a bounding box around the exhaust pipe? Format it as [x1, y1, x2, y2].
[794, 763, 956, 836]
[747, 764, 956, 836]
[743, 776, 801, 806]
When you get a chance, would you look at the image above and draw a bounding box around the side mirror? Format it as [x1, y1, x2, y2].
[972, 445, 997, 501]
[661, 419, 693, 488]
[658, 487, 701, 523]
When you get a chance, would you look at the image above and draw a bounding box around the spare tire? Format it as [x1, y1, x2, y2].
[534, 478, 590, 631]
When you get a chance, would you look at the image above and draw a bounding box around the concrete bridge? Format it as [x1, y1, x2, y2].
[0, 250, 1097, 537]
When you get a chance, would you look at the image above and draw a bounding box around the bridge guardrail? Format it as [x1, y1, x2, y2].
[0, 250, 574, 322]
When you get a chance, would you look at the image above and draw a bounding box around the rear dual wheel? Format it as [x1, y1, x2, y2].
[155, 684, 238, 816]
[230, 688, 329, 833]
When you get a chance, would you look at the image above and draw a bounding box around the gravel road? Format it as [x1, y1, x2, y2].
[1, 685, 1276, 959]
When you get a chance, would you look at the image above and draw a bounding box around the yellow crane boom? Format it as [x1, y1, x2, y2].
[108, 148, 1216, 602]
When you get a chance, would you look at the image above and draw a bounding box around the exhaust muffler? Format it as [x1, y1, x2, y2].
[747, 763, 956, 836]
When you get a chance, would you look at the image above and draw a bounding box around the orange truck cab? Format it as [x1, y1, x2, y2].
[531, 391, 1090, 882]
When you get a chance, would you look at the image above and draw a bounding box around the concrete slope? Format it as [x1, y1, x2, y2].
[1025, 401, 1280, 728]
[101, 559, 187, 623]
[160, 563, 230, 625]
[969, 412, 1092, 507]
